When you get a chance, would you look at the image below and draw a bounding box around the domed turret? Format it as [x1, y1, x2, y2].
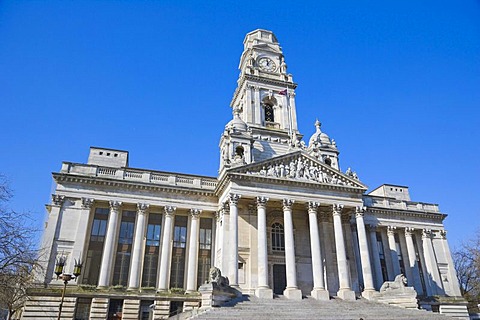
[308, 119, 333, 148]
[226, 106, 247, 132]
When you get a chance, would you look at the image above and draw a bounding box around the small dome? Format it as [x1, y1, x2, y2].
[226, 107, 247, 132]
[308, 119, 332, 147]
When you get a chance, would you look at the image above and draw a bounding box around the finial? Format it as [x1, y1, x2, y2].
[233, 106, 241, 118]
[314, 119, 321, 131]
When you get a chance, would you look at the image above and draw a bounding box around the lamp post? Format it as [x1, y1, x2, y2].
[54, 256, 82, 320]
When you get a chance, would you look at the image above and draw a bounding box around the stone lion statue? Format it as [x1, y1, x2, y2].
[209, 267, 229, 287]
[380, 274, 408, 292]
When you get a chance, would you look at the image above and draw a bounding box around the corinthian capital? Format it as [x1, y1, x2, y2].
[190, 208, 202, 219]
[109, 200, 122, 212]
[387, 226, 397, 236]
[164, 206, 176, 217]
[137, 203, 150, 215]
[422, 229, 432, 239]
[405, 227, 415, 237]
[52, 194, 65, 206]
[256, 196, 269, 208]
[332, 203, 344, 216]
[81, 197, 94, 209]
[355, 206, 366, 218]
[282, 199, 294, 210]
[229, 194, 241, 206]
[307, 201, 320, 213]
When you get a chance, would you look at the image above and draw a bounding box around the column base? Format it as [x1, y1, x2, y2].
[311, 288, 330, 300]
[255, 287, 273, 299]
[283, 287, 302, 300]
[337, 288, 356, 301]
[361, 289, 377, 300]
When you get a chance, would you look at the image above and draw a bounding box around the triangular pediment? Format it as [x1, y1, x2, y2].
[226, 151, 367, 190]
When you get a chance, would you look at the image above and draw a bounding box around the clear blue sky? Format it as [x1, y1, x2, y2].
[1, 1, 479, 248]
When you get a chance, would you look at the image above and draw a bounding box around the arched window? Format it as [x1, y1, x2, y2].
[271, 222, 285, 251]
[264, 104, 274, 122]
[324, 158, 332, 166]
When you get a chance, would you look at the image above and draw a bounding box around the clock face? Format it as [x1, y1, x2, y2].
[258, 57, 276, 72]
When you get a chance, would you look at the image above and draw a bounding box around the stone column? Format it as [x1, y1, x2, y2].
[157, 206, 176, 292]
[43, 195, 65, 284]
[367, 225, 384, 290]
[422, 229, 443, 296]
[255, 197, 273, 299]
[282, 199, 302, 300]
[70, 198, 94, 275]
[254, 86, 261, 125]
[404, 227, 423, 294]
[307, 201, 329, 300]
[127, 203, 149, 290]
[98, 200, 122, 288]
[186, 209, 201, 293]
[332, 204, 355, 300]
[355, 207, 376, 298]
[387, 226, 401, 277]
[439, 231, 462, 296]
[229, 194, 241, 287]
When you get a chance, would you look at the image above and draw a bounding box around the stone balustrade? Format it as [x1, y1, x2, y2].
[60, 162, 217, 190]
[363, 196, 439, 213]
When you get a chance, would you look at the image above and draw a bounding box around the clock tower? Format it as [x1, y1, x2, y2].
[219, 29, 302, 172]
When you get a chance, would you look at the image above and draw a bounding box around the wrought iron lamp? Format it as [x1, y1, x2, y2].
[54, 255, 82, 320]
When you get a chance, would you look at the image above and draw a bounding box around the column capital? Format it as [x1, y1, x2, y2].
[81, 197, 94, 209]
[229, 193, 241, 205]
[190, 208, 202, 219]
[164, 206, 176, 217]
[256, 196, 269, 208]
[440, 230, 447, 239]
[355, 206, 366, 218]
[422, 228, 432, 239]
[282, 199, 295, 210]
[109, 200, 122, 211]
[52, 194, 65, 206]
[405, 227, 415, 237]
[332, 203, 344, 216]
[387, 225, 397, 236]
[137, 203, 150, 214]
[307, 201, 320, 213]
[214, 211, 222, 222]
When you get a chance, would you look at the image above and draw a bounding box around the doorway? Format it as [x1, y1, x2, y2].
[273, 264, 287, 295]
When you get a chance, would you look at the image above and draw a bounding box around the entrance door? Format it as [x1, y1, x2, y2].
[273, 264, 287, 295]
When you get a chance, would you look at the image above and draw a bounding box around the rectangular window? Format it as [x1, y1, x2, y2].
[139, 300, 154, 320]
[198, 218, 213, 287]
[377, 233, 388, 282]
[107, 299, 124, 320]
[112, 210, 136, 286]
[170, 215, 188, 288]
[142, 213, 162, 287]
[82, 207, 109, 285]
[74, 298, 92, 320]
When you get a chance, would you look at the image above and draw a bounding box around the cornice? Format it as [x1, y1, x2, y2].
[366, 206, 446, 221]
[53, 173, 217, 197]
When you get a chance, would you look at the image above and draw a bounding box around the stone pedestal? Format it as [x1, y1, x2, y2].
[199, 282, 239, 308]
[311, 288, 330, 301]
[283, 287, 302, 300]
[255, 287, 273, 299]
[361, 289, 376, 299]
[337, 289, 356, 301]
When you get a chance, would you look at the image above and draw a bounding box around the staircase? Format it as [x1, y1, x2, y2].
[192, 295, 454, 320]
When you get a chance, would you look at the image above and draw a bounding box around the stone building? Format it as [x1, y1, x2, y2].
[24, 29, 464, 319]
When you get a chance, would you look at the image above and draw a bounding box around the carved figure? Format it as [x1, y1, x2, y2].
[380, 274, 408, 292]
[209, 267, 229, 288]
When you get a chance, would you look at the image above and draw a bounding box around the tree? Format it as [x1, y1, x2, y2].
[0, 175, 41, 320]
[454, 230, 480, 313]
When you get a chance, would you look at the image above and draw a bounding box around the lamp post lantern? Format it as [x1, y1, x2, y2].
[54, 256, 82, 320]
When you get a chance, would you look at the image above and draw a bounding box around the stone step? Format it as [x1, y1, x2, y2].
[193, 295, 453, 320]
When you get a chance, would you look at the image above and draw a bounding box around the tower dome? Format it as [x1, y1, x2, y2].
[226, 106, 247, 132]
[308, 119, 332, 147]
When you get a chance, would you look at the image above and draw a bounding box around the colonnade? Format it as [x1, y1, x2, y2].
[94, 200, 208, 293]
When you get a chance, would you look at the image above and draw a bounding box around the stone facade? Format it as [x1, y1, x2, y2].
[25, 29, 465, 319]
